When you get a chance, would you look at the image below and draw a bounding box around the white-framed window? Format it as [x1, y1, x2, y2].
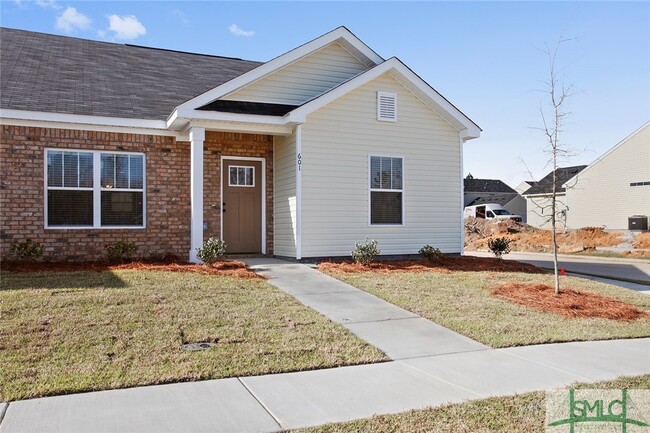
[45, 149, 145, 228]
[377, 91, 397, 122]
[369, 155, 403, 225]
[229, 165, 255, 187]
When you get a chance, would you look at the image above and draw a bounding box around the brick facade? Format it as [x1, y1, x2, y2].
[0, 125, 273, 261]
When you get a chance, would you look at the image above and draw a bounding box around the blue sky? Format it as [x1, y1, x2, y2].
[1, 1, 649, 187]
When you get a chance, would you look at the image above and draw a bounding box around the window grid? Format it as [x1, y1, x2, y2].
[228, 165, 255, 187]
[45, 149, 146, 229]
[369, 155, 404, 226]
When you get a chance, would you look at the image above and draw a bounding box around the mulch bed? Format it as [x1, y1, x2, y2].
[1, 260, 262, 279]
[318, 256, 545, 274]
[492, 282, 648, 321]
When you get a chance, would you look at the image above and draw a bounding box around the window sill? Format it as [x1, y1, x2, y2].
[45, 226, 147, 230]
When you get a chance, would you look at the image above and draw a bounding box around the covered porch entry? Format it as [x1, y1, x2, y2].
[188, 126, 282, 262]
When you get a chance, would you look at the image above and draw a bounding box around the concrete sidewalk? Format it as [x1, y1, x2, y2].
[2, 338, 649, 433]
[242, 258, 487, 360]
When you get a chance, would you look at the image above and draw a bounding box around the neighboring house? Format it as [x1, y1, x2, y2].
[514, 181, 534, 195]
[523, 165, 587, 229]
[564, 121, 650, 230]
[0, 27, 480, 262]
[463, 178, 527, 221]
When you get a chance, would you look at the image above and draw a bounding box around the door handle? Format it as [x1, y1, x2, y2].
[222, 202, 226, 213]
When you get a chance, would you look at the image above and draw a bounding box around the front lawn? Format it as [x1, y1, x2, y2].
[321, 263, 650, 348]
[297, 375, 650, 433]
[0, 270, 386, 401]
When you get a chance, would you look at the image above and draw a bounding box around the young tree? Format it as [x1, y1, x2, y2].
[534, 38, 575, 295]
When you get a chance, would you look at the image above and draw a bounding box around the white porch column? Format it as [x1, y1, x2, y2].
[189, 127, 205, 263]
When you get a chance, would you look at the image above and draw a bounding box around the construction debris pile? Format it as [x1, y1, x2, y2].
[464, 217, 627, 254]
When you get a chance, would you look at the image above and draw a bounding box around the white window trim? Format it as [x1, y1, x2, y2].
[377, 91, 397, 122]
[228, 165, 256, 188]
[44, 148, 146, 230]
[368, 154, 405, 227]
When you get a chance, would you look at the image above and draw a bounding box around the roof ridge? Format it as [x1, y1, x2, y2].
[0, 26, 261, 64]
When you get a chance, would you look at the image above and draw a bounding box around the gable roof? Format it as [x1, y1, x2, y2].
[562, 121, 650, 188]
[464, 178, 516, 193]
[0, 27, 261, 120]
[467, 193, 518, 207]
[524, 165, 588, 195]
[0, 26, 480, 140]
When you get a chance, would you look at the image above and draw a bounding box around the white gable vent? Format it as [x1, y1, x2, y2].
[377, 91, 397, 122]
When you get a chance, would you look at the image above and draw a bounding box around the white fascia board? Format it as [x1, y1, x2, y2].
[1, 108, 185, 138]
[172, 27, 383, 115]
[186, 120, 293, 136]
[285, 57, 481, 140]
[562, 120, 650, 188]
[174, 107, 290, 126]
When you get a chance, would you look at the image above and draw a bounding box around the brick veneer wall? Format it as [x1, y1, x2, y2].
[0, 125, 273, 261]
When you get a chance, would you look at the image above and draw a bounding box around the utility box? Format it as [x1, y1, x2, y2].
[628, 215, 648, 231]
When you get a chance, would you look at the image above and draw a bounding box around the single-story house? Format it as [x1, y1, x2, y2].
[0, 27, 480, 262]
[463, 177, 527, 221]
[523, 165, 587, 229]
[563, 121, 649, 230]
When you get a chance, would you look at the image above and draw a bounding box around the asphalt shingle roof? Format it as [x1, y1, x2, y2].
[524, 165, 588, 195]
[0, 27, 262, 120]
[464, 178, 516, 194]
[467, 193, 518, 207]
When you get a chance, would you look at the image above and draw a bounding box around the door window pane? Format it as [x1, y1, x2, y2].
[229, 166, 255, 186]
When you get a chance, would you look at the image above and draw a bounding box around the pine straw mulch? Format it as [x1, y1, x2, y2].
[492, 282, 648, 321]
[1, 259, 262, 279]
[318, 256, 546, 274]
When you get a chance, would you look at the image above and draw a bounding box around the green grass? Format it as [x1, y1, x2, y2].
[296, 375, 650, 433]
[0, 270, 387, 401]
[323, 268, 650, 348]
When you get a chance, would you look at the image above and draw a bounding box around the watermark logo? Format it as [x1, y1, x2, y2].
[547, 388, 650, 432]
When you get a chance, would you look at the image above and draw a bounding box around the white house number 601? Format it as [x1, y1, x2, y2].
[297, 153, 302, 171]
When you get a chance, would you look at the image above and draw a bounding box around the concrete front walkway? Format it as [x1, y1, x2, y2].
[242, 258, 487, 360]
[2, 338, 649, 433]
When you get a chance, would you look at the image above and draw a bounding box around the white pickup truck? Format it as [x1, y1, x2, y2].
[464, 203, 523, 222]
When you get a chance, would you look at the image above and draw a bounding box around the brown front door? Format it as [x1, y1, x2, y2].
[222, 159, 263, 253]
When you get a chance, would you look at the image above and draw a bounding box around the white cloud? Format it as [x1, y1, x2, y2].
[171, 9, 189, 25]
[229, 24, 255, 37]
[107, 14, 146, 40]
[35, 0, 61, 9]
[55, 7, 91, 32]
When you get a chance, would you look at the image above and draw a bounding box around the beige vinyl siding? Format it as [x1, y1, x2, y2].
[300, 73, 462, 257]
[504, 195, 528, 223]
[565, 123, 650, 230]
[223, 43, 369, 106]
[273, 133, 297, 257]
[525, 194, 569, 229]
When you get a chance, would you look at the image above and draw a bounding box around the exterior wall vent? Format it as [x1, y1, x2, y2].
[377, 91, 397, 122]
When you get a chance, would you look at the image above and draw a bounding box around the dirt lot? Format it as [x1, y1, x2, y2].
[464, 217, 649, 257]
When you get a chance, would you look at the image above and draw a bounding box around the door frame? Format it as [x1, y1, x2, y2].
[220, 156, 267, 254]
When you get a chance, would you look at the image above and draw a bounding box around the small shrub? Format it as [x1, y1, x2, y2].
[105, 240, 138, 262]
[419, 244, 443, 262]
[351, 239, 380, 265]
[488, 237, 512, 259]
[196, 237, 227, 264]
[9, 239, 44, 261]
